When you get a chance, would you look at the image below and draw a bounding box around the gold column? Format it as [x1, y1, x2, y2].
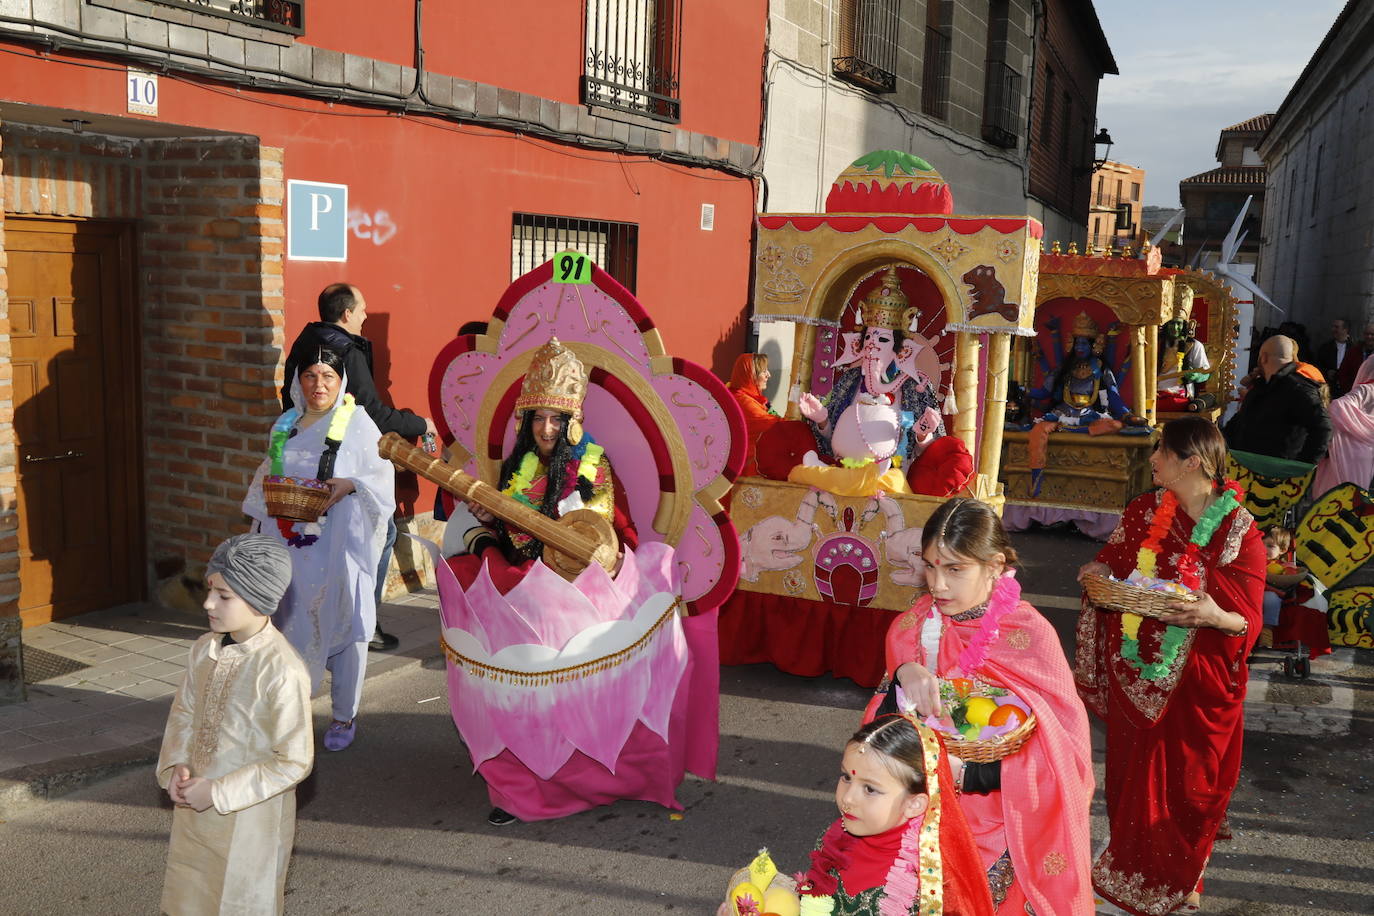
[1144, 326, 1159, 422]
[1131, 325, 1148, 419]
[978, 333, 1012, 483]
[954, 332, 980, 457]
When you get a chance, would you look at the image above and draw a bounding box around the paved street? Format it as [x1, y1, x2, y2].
[1, 527, 1371, 915]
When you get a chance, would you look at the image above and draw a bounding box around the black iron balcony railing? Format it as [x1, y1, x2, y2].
[145, 0, 303, 35]
[921, 26, 951, 119]
[1092, 191, 1120, 209]
[832, 0, 900, 94]
[582, 0, 682, 123]
[980, 59, 1021, 148]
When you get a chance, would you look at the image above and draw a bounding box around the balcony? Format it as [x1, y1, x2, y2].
[582, 0, 682, 123]
[832, 0, 900, 94]
[1091, 191, 1121, 210]
[980, 59, 1022, 149]
[144, 0, 304, 35]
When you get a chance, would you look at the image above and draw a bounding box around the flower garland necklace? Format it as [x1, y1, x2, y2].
[922, 571, 1021, 677]
[1121, 481, 1243, 679]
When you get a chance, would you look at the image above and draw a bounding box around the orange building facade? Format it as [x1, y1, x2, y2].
[0, 1, 766, 700]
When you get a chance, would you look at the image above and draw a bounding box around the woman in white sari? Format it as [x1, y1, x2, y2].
[244, 347, 395, 751]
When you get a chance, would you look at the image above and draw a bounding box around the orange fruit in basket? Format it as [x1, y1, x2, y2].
[989, 704, 1026, 728]
[950, 678, 974, 698]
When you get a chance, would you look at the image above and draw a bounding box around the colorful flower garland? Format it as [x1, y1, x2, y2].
[919, 571, 1021, 677]
[1122, 482, 1243, 679]
[501, 435, 603, 510]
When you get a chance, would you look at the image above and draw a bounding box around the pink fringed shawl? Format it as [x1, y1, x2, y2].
[884, 596, 1095, 914]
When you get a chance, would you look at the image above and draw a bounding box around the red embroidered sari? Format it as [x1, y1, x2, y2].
[1075, 491, 1264, 916]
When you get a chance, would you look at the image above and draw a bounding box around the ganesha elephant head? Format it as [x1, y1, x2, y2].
[739, 515, 815, 582]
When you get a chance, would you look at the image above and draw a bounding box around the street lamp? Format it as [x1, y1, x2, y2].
[1074, 128, 1113, 176]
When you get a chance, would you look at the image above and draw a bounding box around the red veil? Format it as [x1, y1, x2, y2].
[1075, 491, 1264, 915]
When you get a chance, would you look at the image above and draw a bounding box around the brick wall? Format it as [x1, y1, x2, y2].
[139, 138, 285, 572]
[0, 125, 283, 672]
[0, 117, 22, 704]
[0, 126, 143, 218]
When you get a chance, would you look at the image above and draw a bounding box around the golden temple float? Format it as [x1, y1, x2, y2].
[999, 242, 1239, 534]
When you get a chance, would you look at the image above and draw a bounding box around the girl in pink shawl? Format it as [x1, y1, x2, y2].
[869, 498, 1094, 913]
[1313, 353, 1374, 496]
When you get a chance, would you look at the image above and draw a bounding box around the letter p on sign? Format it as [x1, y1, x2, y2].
[288, 180, 348, 262]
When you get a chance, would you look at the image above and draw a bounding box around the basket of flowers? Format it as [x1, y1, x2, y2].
[930, 677, 1036, 763]
[262, 475, 331, 522]
[1081, 572, 1197, 619]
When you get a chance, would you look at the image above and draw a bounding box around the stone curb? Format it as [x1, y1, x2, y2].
[0, 640, 442, 820]
[0, 739, 163, 820]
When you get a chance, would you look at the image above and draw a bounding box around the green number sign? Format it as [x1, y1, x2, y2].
[551, 250, 593, 284]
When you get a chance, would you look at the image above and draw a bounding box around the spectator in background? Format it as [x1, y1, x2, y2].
[283, 283, 437, 652]
[726, 353, 783, 478]
[1223, 335, 1331, 464]
[1313, 353, 1374, 497]
[1317, 318, 1363, 398]
[1278, 320, 1314, 364]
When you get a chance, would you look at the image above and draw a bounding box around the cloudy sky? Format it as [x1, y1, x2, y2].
[1093, 0, 1349, 208]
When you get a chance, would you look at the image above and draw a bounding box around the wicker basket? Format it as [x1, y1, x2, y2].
[1081, 573, 1197, 619]
[263, 475, 331, 522]
[943, 711, 1037, 763]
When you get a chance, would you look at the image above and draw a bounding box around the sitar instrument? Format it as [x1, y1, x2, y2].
[378, 433, 619, 581]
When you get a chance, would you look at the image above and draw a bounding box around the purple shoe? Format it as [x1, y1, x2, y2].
[323, 719, 356, 751]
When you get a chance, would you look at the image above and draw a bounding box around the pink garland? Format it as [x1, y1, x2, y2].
[879, 813, 925, 916]
[953, 571, 1021, 676]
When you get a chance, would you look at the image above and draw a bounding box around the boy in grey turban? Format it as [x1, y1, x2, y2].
[156, 533, 314, 915]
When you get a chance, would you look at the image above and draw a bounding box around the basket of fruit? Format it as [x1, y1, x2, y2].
[932, 678, 1036, 763]
[1081, 573, 1198, 619]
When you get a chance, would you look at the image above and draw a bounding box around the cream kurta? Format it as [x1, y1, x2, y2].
[157, 622, 313, 916]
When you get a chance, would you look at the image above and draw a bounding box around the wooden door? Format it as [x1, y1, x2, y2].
[8, 218, 141, 626]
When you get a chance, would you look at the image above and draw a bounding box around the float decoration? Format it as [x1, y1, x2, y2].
[409, 258, 746, 821]
[999, 244, 1218, 537]
[722, 150, 1043, 687]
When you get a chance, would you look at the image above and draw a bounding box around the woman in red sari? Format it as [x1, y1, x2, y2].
[1076, 416, 1263, 915]
[727, 352, 782, 477]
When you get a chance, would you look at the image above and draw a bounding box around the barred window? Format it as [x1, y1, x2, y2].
[511, 213, 639, 293]
[832, 0, 900, 94]
[921, 0, 953, 119]
[582, 0, 681, 123]
[980, 0, 1022, 149]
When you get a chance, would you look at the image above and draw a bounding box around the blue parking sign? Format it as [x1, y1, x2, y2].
[287, 180, 348, 261]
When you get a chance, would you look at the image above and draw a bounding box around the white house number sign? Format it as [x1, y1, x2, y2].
[127, 69, 159, 116]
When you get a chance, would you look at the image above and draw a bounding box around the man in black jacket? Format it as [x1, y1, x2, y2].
[283, 283, 436, 651]
[1223, 335, 1332, 464]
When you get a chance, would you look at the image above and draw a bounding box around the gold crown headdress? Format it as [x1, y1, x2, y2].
[515, 337, 589, 444]
[858, 267, 918, 332]
[1070, 311, 1099, 339]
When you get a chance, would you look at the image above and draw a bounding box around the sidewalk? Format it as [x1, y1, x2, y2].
[0, 590, 442, 818]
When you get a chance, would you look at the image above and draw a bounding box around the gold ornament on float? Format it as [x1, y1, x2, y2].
[858, 267, 918, 332]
